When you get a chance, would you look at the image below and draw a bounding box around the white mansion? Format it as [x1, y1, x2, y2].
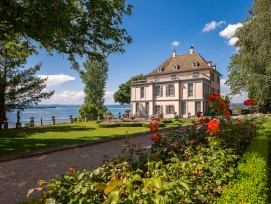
[130, 46, 221, 118]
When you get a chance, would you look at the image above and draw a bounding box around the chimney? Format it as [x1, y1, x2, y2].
[211, 64, 216, 70]
[190, 45, 194, 54]
[207, 61, 212, 67]
[172, 49, 176, 57]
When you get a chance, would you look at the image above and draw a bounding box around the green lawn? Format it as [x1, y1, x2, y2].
[0, 119, 190, 156]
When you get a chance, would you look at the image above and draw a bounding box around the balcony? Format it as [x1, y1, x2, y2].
[131, 74, 210, 85]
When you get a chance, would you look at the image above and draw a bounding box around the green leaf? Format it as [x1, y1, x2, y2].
[95, 182, 107, 190]
[152, 178, 162, 189]
[104, 179, 122, 195]
[126, 182, 133, 195]
[180, 182, 190, 192]
[81, 187, 88, 195]
[107, 190, 119, 204]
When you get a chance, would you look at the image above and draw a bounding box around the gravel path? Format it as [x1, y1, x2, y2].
[0, 133, 156, 204]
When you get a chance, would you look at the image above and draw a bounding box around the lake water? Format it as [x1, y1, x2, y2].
[5, 104, 131, 128]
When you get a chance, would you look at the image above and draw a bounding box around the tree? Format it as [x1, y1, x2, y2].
[226, 0, 271, 111]
[114, 74, 145, 104]
[79, 56, 108, 119]
[0, 36, 54, 129]
[0, 0, 132, 69]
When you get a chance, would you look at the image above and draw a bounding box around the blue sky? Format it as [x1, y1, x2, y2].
[28, 0, 254, 104]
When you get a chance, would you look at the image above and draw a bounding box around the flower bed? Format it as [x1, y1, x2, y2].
[28, 94, 268, 203]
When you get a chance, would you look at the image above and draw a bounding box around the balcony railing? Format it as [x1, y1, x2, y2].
[131, 74, 210, 84]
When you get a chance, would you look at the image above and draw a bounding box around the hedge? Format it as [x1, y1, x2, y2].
[119, 123, 143, 127]
[98, 123, 120, 128]
[217, 130, 269, 203]
[142, 122, 166, 128]
[162, 120, 173, 123]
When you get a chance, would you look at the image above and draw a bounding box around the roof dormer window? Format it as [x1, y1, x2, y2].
[158, 66, 164, 73]
[173, 64, 180, 71]
[192, 61, 199, 68]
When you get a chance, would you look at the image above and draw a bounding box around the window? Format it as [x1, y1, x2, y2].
[145, 102, 149, 115]
[166, 105, 175, 114]
[181, 101, 186, 114]
[171, 74, 177, 80]
[136, 102, 139, 113]
[195, 101, 201, 113]
[203, 84, 210, 98]
[192, 61, 198, 68]
[188, 83, 193, 97]
[158, 67, 164, 73]
[211, 87, 215, 94]
[154, 105, 163, 114]
[140, 87, 144, 98]
[154, 85, 163, 97]
[173, 64, 179, 71]
[193, 72, 199, 78]
[166, 85, 175, 96]
[211, 73, 215, 81]
[217, 76, 220, 84]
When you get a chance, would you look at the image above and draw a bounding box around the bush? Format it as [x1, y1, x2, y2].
[98, 123, 120, 128]
[142, 122, 165, 128]
[216, 130, 269, 203]
[162, 120, 173, 123]
[119, 123, 143, 127]
[96, 120, 102, 124]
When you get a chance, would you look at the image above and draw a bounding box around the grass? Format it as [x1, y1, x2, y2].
[0, 119, 190, 156]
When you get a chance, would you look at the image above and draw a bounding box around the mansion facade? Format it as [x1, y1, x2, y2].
[130, 46, 221, 118]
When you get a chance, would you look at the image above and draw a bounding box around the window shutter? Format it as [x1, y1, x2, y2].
[173, 85, 175, 96]
[166, 106, 168, 114]
[166, 85, 168, 96]
[160, 105, 163, 114]
[173, 105, 175, 113]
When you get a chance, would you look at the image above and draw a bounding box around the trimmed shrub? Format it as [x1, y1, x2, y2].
[119, 123, 143, 127]
[96, 120, 102, 124]
[98, 123, 120, 128]
[217, 132, 269, 203]
[162, 120, 173, 124]
[142, 122, 166, 128]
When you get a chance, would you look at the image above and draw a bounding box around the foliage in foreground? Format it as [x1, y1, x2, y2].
[28, 114, 266, 203]
[217, 122, 269, 204]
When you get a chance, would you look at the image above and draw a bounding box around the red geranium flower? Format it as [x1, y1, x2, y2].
[196, 111, 202, 118]
[191, 139, 195, 143]
[137, 142, 143, 145]
[244, 100, 251, 106]
[225, 110, 230, 116]
[150, 134, 162, 141]
[70, 167, 75, 173]
[236, 120, 241, 125]
[154, 117, 160, 122]
[207, 119, 220, 133]
[250, 98, 256, 105]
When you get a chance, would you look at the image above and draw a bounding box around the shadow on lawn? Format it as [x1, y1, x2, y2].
[0, 134, 123, 156]
[1, 125, 96, 138]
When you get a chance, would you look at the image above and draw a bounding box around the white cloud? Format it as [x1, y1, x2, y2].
[219, 23, 243, 46]
[38, 74, 75, 87]
[202, 20, 226, 32]
[171, 41, 180, 47]
[220, 78, 248, 103]
[41, 90, 116, 105]
[104, 91, 116, 105]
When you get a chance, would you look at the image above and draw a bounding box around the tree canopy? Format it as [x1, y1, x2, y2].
[0, 36, 53, 129]
[114, 74, 145, 105]
[79, 56, 108, 119]
[0, 0, 132, 69]
[226, 0, 271, 107]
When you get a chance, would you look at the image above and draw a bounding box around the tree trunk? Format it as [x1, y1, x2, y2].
[0, 50, 7, 130]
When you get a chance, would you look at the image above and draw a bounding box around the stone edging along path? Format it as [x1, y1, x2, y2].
[0, 126, 180, 163]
